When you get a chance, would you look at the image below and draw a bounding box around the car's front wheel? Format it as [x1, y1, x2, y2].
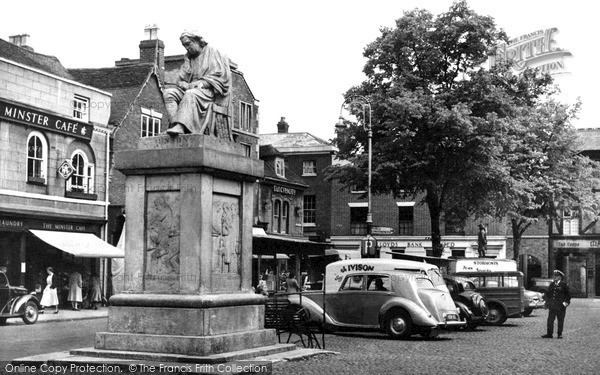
[523, 307, 533, 317]
[486, 304, 506, 325]
[384, 309, 412, 339]
[22, 301, 39, 325]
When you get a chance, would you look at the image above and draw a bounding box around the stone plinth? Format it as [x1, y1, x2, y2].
[102, 134, 275, 357]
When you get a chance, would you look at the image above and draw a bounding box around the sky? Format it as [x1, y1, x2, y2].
[1, 0, 597, 141]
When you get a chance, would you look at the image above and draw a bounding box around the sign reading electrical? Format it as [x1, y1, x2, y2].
[490, 27, 572, 75]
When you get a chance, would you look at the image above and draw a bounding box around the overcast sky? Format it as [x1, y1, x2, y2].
[1, 0, 596, 141]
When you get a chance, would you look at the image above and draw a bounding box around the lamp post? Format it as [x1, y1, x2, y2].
[336, 96, 377, 257]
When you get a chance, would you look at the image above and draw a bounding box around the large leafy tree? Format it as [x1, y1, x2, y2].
[481, 98, 600, 260]
[325, 1, 572, 257]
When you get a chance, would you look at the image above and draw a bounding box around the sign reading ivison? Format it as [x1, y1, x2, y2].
[0, 99, 93, 141]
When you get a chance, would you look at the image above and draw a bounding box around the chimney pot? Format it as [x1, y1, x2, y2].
[277, 117, 289, 133]
[144, 24, 159, 40]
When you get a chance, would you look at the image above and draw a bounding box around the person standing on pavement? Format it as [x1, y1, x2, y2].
[68, 268, 83, 310]
[542, 270, 571, 339]
[88, 273, 102, 310]
[39, 267, 59, 314]
[285, 272, 302, 293]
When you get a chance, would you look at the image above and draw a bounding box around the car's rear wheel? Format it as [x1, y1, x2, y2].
[0, 318, 6, 325]
[22, 301, 39, 325]
[384, 309, 412, 339]
[486, 304, 506, 325]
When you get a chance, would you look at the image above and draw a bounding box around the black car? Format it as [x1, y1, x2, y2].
[444, 275, 488, 330]
[0, 267, 40, 325]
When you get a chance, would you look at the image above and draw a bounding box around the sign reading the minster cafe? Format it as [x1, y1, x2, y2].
[490, 27, 572, 75]
[0, 99, 93, 141]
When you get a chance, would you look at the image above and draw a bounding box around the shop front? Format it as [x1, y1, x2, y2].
[550, 238, 599, 298]
[0, 215, 123, 304]
[252, 228, 330, 293]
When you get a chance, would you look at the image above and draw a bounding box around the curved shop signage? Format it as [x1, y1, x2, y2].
[490, 27, 572, 74]
[0, 99, 93, 141]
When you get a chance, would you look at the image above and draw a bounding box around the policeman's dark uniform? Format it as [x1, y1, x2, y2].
[543, 270, 571, 339]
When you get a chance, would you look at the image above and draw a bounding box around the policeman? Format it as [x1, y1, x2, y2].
[542, 270, 571, 339]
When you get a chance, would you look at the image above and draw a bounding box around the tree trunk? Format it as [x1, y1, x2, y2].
[511, 220, 521, 261]
[426, 189, 444, 257]
[511, 218, 532, 261]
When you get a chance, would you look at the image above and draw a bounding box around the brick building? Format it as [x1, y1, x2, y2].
[0, 35, 118, 292]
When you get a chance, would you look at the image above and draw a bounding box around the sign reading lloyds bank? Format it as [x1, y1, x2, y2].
[490, 27, 572, 75]
[0, 99, 93, 141]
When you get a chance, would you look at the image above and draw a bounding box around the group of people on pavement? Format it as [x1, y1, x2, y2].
[39, 266, 103, 314]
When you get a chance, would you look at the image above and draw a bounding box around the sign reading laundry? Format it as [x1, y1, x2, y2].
[0, 99, 93, 141]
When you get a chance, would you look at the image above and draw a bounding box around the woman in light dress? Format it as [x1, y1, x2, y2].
[40, 266, 59, 314]
[68, 270, 82, 310]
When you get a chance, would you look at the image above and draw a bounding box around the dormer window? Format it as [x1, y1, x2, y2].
[275, 157, 285, 178]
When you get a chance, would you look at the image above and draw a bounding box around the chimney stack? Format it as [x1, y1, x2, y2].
[277, 117, 289, 133]
[9, 34, 33, 51]
[139, 24, 164, 73]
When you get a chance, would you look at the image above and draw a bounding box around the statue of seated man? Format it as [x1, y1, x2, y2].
[164, 31, 231, 136]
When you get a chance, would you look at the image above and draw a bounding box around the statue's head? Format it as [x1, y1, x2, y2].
[180, 30, 207, 58]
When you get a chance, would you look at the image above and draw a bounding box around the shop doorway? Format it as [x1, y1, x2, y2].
[566, 255, 587, 297]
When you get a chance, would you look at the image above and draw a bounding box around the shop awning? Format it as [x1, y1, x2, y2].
[252, 227, 330, 256]
[30, 230, 124, 258]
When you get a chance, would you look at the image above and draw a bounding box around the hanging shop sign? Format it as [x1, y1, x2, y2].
[0, 99, 93, 141]
[490, 27, 572, 75]
[57, 160, 75, 179]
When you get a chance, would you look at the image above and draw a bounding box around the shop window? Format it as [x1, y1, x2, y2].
[72, 95, 89, 122]
[141, 108, 162, 137]
[26, 131, 47, 184]
[273, 199, 281, 233]
[302, 160, 317, 176]
[282, 201, 289, 234]
[66, 150, 96, 199]
[303, 195, 316, 225]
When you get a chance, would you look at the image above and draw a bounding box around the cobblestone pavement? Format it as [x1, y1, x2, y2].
[273, 298, 600, 375]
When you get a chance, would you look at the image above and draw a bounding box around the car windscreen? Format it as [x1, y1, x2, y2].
[426, 269, 445, 287]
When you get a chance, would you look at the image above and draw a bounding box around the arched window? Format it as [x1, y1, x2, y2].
[282, 201, 289, 234]
[26, 132, 48, 184]
[67, 150, 95, 194]
[273, 200, 281, 233]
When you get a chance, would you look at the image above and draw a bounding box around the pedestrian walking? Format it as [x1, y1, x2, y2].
[477, 224, 487, 257]
[68, 268, 83, 310]
[542, 270, 571, 339]
[39, 267, 59, 314]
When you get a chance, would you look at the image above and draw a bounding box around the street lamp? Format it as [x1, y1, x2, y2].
[336, 96, 377, 257]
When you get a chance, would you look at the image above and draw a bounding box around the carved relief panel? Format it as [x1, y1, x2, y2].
[212, 194, 241, 275]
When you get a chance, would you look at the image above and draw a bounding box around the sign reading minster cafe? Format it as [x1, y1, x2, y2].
[0, 99, 93, 141]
